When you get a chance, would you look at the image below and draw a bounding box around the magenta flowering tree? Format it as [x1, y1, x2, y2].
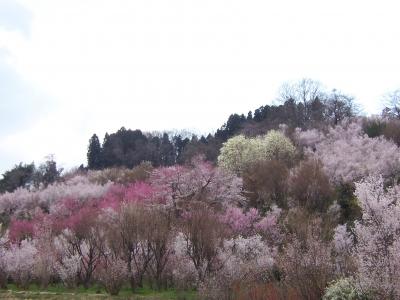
[8, 218, 36, 243]
[99, 181, 156, 210]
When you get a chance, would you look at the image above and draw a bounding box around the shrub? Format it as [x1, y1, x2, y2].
[279, 221, 335, 300]
[88, 161, 153, 185]
[289, 159, 334, 212]
[323, 278, 366, 300]
[96, 257, 128, 295]
[242, 160, 289, 210]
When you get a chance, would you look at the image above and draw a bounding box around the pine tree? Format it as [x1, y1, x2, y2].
[87, 134, 102, 169]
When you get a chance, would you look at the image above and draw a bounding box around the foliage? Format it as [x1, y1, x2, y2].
[4, 129, 400, 299]
[279, 221, 335, 300]
[87, 134, 103, 170]
[33, 155, 63, 188]
[88, 161, 153, 185]
[289, 159, 334, 212]
[218, 131, 295, 174]
[242, 160, 289, 211]
[323, 278, 364, 300]
[0, 162, 35, 194]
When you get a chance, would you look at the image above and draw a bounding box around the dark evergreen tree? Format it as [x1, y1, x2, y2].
[160, 133, 175, 166]
[0, 162, 35, 193]
[87, 134, 103, 169]
[33, 155, 63, 188]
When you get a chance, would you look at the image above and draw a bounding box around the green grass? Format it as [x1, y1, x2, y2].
[0, 284, 197, 300]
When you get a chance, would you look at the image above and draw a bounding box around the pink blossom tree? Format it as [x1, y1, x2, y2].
[296, 120, 400, 183]
[4, 239, 38, 288]
[0, 227, 8, 288]
[150, 156, 244, 212]
[353, 175, 400, 298]
[219, 205, 282, 243]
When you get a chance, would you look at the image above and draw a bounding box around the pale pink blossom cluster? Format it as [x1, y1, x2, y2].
[220, 205, 282, 242]
[219, 234, 275, 281]
[296, 121, 400, 183]
[352, 175, 400, 298]
[3, 239, 38, 288]
[0, 175, 111, 220]
[150, 156, 244, 209]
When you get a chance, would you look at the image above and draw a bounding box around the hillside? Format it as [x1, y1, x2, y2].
[1, 80, 400, 299]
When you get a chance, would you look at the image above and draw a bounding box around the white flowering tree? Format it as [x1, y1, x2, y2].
[352, 175, 400, 299]
[296, 120, 400, 183]
[218, 131, 296, 174]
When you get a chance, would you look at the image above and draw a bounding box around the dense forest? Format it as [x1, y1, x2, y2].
[1, 79, 400, 299]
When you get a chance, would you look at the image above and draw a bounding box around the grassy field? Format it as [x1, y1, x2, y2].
[0, 284, 197, 299]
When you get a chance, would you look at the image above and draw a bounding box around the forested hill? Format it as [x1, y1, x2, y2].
[2, 78, 400, 194]
[2, 79, 400, 299]
[86, 79, 360, 170]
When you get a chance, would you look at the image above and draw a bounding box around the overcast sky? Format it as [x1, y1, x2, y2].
[0, 0, 400, 174]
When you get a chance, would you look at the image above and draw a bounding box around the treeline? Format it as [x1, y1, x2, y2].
[0, 156, 63, 194]
[2, 78, 400, 193]
[87, 79, 359, 170]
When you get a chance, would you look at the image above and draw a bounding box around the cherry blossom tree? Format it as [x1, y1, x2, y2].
[202, 234, 276, 299]
[296, 120, 400, 183]
[95, 253, 128, 295]
[0, 227, 8, 288]
[150, 156, 244, 211]
[353, 175, 400, 299]
[219, 205, 282, 244]
[0, 175, 111, 223]
[175, 203, 226, 282]
[279, 221, 335, 300]
[4, 239, 38, 288]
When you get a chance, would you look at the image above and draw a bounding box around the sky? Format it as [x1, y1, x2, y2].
[0, 0, 400, 174]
